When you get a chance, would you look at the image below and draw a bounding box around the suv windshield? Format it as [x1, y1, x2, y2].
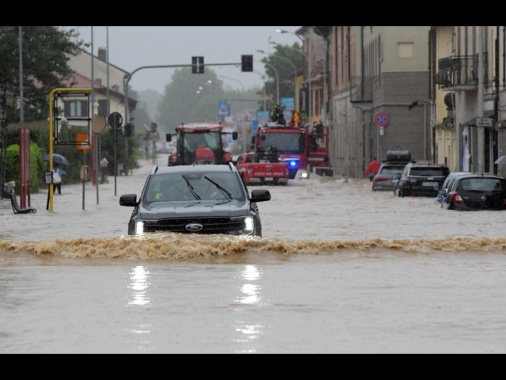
[144, 172, 245, 203]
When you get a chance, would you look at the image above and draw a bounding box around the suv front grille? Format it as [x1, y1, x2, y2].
[144, 217, 244, 234]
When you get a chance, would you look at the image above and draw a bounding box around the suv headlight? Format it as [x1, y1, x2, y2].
[230, 216, 255, 235]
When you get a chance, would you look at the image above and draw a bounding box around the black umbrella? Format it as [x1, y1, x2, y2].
[43, 153, 70, 166]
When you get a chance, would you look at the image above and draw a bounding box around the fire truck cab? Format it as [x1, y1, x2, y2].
[251, 123, 330, 179]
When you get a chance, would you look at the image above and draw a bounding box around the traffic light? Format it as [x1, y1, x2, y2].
[241, 55, 253, 72]
[125, 122, 135, 137]
[192, 56, 204, 74]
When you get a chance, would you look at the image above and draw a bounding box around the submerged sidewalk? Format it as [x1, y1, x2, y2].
[0, 155, 165, 242]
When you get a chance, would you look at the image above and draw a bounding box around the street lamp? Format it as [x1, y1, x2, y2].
[276, 28, 304, 42]
[196, 80, 220, 122]
[256, 49, 297, 106]
[270, 41, 311, 124]
[256, 60, 279, 106]
[409, 100, 433, 162]
[219, 75, 245, 92]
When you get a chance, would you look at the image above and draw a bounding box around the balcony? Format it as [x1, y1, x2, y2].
[436, 53, 488, 90]
[350, 76, 373, 103]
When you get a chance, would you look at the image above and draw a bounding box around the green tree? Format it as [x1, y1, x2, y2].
[155, 67, 262, 132]
[260, 42, 303, 110]
[156, 68, 226, 132]
[0, 26, 87, 123]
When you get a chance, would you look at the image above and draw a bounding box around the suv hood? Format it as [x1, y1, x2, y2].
[139, 199, 249, 218]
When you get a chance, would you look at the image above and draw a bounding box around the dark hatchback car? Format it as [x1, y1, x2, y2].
[435, 171, 471, 206]
[119, 163, 271, 236]
[441, 173, 506, 211]
[394, 161, 450, 197]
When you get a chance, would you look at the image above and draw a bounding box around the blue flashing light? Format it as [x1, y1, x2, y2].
[289, 161, 298, 168]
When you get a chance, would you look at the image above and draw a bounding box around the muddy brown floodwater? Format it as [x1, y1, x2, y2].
[1, 155, 505, 353]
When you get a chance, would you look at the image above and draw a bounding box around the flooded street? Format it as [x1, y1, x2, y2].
[1, 155, 506, 353]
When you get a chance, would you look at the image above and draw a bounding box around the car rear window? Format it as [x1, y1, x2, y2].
[409, 167, 446, 176]
[457, 178, 504, 191]
[380, 166, 404, 175]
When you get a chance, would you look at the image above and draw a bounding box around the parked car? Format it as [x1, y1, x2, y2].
[372, 150, 411, 191]
[119, 163, 271, 236]
[394, 161, 450, 197]
[372, 163, 406, 191]
[441, 173, 506, 211]
[435, 171, 471, 206]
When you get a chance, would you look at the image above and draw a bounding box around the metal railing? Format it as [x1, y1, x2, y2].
[435, 54, 488, 89]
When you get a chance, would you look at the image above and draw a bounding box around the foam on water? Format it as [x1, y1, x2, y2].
[1, 235, 506, 263]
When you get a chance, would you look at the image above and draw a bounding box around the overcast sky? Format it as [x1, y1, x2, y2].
[60, 26, 302, 94]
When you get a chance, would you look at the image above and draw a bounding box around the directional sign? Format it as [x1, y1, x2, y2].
[374, 112, 389, 127]
[218, 100, 227, 112]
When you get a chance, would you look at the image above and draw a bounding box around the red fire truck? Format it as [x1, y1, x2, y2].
[251, 122, 331, 179]
[166, 123, 238, 166]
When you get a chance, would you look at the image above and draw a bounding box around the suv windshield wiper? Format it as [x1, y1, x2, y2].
[182, 175, 201, 200]
[204, 176, 232, 199]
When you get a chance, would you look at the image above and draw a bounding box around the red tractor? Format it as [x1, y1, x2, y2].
[166, 123, 238, 166]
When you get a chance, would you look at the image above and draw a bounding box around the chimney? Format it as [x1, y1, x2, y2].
[98, 47, 107, 61]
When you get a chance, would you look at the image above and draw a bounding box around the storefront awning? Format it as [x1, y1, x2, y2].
[462, 110, 495, 127]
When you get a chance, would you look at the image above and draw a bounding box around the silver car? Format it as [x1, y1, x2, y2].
[372, 162, 407, 191]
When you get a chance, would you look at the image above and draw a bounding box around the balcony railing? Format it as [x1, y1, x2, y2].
[350, 76, 373, 103]
[436, 54, 488, 89]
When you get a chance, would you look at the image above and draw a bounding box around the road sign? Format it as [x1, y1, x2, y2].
[77, 133, 92, 152]
[374, 112, 389, 127]
[218, 100, 227, 112]
[476, 117, 493, 127]
[108, 112, 123, 129]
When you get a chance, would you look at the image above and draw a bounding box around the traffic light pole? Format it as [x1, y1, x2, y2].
[122, 59, 251, 175]
[123, 62, 244, 125]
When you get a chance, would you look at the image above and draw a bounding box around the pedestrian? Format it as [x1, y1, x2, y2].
[100, 157, 109, 183]
[53, 163, 66, 194]
[364, 156, 380, 181]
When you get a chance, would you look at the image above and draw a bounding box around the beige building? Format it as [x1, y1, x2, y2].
[297, 26, 506, 178]
[67, 48, 136, 123]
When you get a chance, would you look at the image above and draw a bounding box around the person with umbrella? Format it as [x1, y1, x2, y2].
[52, 163, 67, 194]
[43, 154, 69, 195]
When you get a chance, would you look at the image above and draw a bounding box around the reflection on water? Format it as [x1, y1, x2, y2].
[233, 265, 264, 353]
[128, 266, 151, 306]
[237, 265, 262, 305]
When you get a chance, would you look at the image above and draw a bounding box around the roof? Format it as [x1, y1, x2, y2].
[59, 72, 108, 89]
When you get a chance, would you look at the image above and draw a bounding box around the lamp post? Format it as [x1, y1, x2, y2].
[271, 40, 311, 124]
[256, 49, 297, 106]
[253, 70, 267, 110]
[196, 80, 219, 122]
[258, 61, 279, 105]
[219, 75, 245, 92]
[409, 100, 433, 162]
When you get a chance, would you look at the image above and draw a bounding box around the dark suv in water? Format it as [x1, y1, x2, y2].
[394, 161, 450, 197]
[119, 163, 271, 236]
